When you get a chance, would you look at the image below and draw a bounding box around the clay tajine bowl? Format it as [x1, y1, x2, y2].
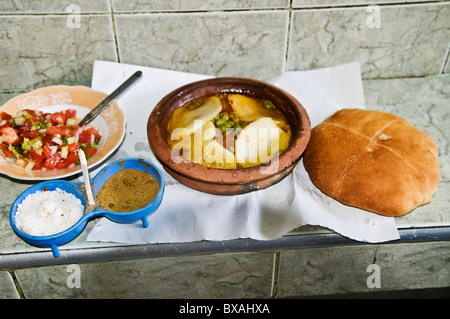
[147, 77, 311, 195]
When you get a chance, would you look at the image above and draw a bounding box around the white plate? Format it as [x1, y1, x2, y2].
[0, 85, 126, 180]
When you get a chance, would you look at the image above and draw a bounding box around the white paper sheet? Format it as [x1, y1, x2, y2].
[86, 60, 400, 244]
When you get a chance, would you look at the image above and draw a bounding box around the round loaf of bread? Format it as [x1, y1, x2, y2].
[303, 108, 439, 217]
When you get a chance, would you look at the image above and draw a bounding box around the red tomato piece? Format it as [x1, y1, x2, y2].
[78, 132, 93, 144]
[1, 112, 12, 121]
[15, 158, 28, 167]
[30, 151, 45, 170]
[68, 142, 80, 153]
[42, 153, 63, 170]
[0, 127, 19, 144]
[55, 158, 67, 170]
[78, 127, 102, 144]
[50, 111, 65, 124]
[83, 127, 102, 139]
[24, 119, 33, 128]
[64, 109, 77, 121]
[83, 144, 98, 157]
[42, 144, 53, 159]
[61, 152, 79, 168]
[71, 125, 81, 136]
[21, 129, 40, 139]
[46, 125, 70, 136]
[41, 133, 54, 145]
[0, 120, 10, 129]
[0, 143, 13, 158]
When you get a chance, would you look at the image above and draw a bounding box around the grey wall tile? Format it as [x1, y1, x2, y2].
[287, 3, 450, 79]
[277, 242, 450, 297]
[0, 271, 20, 299]
[16, 251, 274, 298]
[277, 245, 376, 297]
[0, 15, 117, 90]
[115, 11, 288, 80]
[374, 242, 450, 290]
[113, 0, 290, 12]
[0, 0, 110, 13]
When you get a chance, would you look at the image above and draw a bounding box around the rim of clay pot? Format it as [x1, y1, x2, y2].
[147, 77, 311, 186]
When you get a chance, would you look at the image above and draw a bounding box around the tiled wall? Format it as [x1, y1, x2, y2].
[1, 0, 449, 93]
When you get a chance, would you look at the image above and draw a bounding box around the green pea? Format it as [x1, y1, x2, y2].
[219, 125, 227, 133]
[224, 121, 233, 128]
[188, 100, 203, 110]
[215, 118, 226, 126]
[263, 100, 274, 110]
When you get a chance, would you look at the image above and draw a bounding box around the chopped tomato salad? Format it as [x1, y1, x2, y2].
[0, 109, 102, 171]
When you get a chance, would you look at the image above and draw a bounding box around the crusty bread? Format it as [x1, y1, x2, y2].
[303, 108, 439, 217]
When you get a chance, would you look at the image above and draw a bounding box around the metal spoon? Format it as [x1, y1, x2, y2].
[78, 70, 142, 127]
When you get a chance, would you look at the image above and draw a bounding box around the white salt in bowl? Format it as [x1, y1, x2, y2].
[9, 180, 89, 258]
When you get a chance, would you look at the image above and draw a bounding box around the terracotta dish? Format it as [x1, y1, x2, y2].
[147, 77, 311, 195]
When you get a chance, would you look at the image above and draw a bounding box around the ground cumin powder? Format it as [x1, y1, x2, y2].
[96, 169, 160, 212]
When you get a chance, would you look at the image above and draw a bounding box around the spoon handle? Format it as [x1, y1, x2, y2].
[78, 149, 95, 206]
[79, 70, 142, 127]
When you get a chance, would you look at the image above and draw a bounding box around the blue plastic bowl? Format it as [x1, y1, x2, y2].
[9, 158, 165, 258]
[90, 158, 165, 226]
[10, 180, 89, 258]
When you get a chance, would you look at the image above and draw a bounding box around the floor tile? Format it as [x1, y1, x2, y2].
[16, 251, 274, 298]
[0, 271, 20, 299]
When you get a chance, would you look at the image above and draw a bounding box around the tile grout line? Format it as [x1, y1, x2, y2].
[270, 251, 281, 298]
[0, 8, 290, 17]
[0, 1, 445, 16]
[283, 1, 293, 73]
[8, 271, 25, 299]
[109, 0, 121, 64]
[290, 1, 447, 10]
[440, 45, 450, 74]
